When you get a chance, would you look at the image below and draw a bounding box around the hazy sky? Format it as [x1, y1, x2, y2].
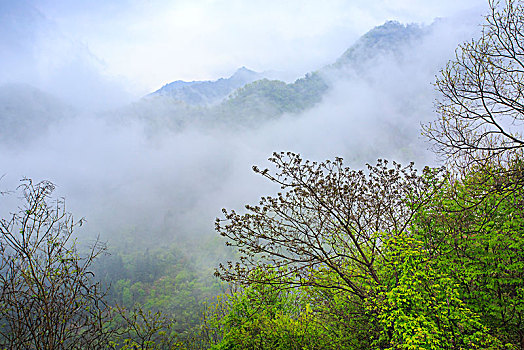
[2, 0, 486, 98]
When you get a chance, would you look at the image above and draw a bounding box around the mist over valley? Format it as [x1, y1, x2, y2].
[1, 18, 479, 245]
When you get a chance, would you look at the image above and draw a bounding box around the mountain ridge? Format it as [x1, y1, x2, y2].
[118, 20, 428, 132]
[151, 66, 267, 106]
[1, 20, 436, 144]
[145, 20, 424, 114]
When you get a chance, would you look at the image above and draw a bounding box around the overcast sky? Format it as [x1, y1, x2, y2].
[1, 0, 487, 99]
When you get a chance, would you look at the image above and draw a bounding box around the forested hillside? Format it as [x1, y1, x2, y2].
[0, 84, 73, 146]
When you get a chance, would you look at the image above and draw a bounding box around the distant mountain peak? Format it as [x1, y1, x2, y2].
[330, 20, 425, 69]
[229, 67, 260, 81]
[141, 19, 430, 121]
[232, 66, 252, 74]
[235, 66, 251, 73]
[151, 67, 266, 106]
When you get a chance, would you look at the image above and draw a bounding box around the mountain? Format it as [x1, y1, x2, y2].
[330, 20, 424, 69]
[214, 72, 329, 123]
[0, 20, 435, 143]
[214, 21, 425, 122]
[116, 20, 429, 131]
[151, 67, 266, 106]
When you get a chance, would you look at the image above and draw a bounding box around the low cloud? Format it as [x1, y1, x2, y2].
[1, 15, 479, 247]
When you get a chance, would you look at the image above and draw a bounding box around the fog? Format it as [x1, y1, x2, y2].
[0, 2, 486, 248]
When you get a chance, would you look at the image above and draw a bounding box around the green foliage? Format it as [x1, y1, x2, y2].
[217, 72, 328, 122]
[202, 270, 344, 350]
[109, 306, 182, 350]
[91, 237, 227, 345]
[413, 163, 524, 348]
[210, 152, 524, 349]
[372, 233, 502, 350]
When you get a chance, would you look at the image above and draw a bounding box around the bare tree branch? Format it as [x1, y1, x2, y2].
[424, 0, 524, 166]
[0, 179, 114, 349]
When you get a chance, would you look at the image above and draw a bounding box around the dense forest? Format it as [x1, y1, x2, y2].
[1, 1, 524, 349]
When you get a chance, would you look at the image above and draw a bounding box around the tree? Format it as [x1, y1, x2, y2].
[213, 153, 513, 349]
[0, 179, 113, 349]
[370, 232, 502, 349]
[425, 0, 524, 166]
[420, 2, 524, 345]
[202, 269, 342, 350]
[215, 152, 442, 297]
